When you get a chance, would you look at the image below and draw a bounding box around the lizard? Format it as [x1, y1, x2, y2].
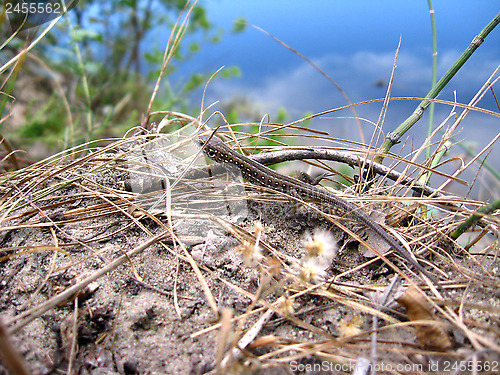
[195, 134, 441, 288]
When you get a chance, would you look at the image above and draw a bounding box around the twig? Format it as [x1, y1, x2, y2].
[67, 298, 79, 375]
[190, 147, 463, 202]
[220, 309, 275, 370]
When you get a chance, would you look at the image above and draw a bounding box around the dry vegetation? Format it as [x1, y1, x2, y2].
[1, 4, 499, 375]
[0, 113, 499, 373]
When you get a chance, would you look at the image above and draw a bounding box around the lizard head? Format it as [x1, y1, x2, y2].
[195, 133, 225, 161]
[195, 133, 223, 146]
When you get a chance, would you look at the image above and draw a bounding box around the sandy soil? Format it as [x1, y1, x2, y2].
[1, 138, 499, 374]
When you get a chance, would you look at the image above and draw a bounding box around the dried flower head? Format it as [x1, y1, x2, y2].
[295, 257, 327, 284]
[338, 315, 364, 338]
[303, 229, 337, 261]
[276, 295, 298, 315]
[254, 221, 264, 235]
[239, 240, 263, 266]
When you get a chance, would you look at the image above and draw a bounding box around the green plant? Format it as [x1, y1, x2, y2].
[0, 0, 245, 163]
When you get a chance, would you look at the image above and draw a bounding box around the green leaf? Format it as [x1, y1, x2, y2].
[189, 42, 200, 53]
[232, 17, 247, 33]
[72, 28, 102, 42]
[226, 109, 240, 124]
[184, 73, 206, 91]
[301, 111, 313, 127]
[221, 66, 241, 78]
[192, 6, 211, 30]
[275, 108, 289, 123]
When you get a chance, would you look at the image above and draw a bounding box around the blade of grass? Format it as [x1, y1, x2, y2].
[0, 7, 26, 50]
[142, 0, 198, 127]
[442, 133, 500, 182]
[425, 0, 438, 162]
[248, 23, 365, 144]
[0, 5, 70, 74]
[417, 0, 439, 203]
[65, 17, 93, 143]
[451, 198, 500, 240]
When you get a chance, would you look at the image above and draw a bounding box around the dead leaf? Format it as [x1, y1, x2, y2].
[396, 286, 453, 351]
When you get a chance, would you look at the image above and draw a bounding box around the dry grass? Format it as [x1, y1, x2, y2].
[1, 3, 499, 373]
[0, 113, 498, 373]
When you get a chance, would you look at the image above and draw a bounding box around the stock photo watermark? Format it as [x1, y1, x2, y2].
[289, 359, 499, 373]
[4, 0, 79, 32]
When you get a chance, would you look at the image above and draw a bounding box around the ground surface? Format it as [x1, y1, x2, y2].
[0, 136, 499, 374]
